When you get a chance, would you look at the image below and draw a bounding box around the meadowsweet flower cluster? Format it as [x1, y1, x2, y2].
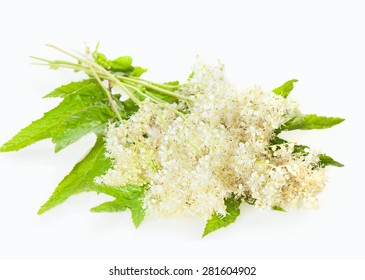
[1, 46, 343, 236]
[97, 62, 327, 219]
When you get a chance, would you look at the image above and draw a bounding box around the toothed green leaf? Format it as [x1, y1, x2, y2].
[38, 136, 111, 214]
[318, 154, 344, 167]
[51, 103, 114, 152]
[43, 79, 96, 98]
[269, 137, 343, 168]
[91, 185, 146, 228]
[0, 83, 116, 153]
[283, 114, 344, 130]
[203, 195, 242, 237]
[91, 200, 128, 213]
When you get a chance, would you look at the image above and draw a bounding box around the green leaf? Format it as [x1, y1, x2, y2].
[92, 52, 110, 69]
[272, 206, 286, 212]
[318, 154, 344, 167]
[282, 114, 344, 130]
[130, 66, 148, 77]
[0, 83, 115, 153]
[38, 136, 111, 214]
[269, 137, 343, 168]
[165, 81, 180, 87]
[270, 136, 309, 154]
[244, 195, 256, 205]
[0, 115, 52, 152]
[120, 99, 140, 119]
[93, 50, 134, 73]
[90, 200, 128, 213]
[293, 144, 309, 154]
[92, 44, 146, 78]
[202, 194, 242, 237]
[109, 56, 133, 72]
[38, 133, 146, 226]
[43, 79, 96, 98]
[51, 103, 114, 152]
[90, 185, 146, 228]
[272, 79, 298, 98]
[269, 136, 287, 145]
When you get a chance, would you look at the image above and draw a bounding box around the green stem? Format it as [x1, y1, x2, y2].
[128, 77, 179, 89]
[186, 139, 203, 157]
[122, 81, 185, 118]
[88, 64, 122, 121]
[118, 76, 193, 102]
[47, 46, 141, 105]
[76, 51, 142, 105]
[31, 58, 111, 80]
[32, 62, 88, 73]
[40, 45, 195, 114]
[46, 44, 82, 61]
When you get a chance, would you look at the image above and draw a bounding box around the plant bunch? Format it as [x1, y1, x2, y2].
[0, 45, 344, 236]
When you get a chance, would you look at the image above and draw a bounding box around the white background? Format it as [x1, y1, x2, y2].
[0, 0, 364, 261]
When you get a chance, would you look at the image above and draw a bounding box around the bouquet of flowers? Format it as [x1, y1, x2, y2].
[0, 45, 344, 236]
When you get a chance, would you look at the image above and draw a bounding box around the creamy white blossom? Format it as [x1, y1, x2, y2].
[96, 62, 327, 219]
